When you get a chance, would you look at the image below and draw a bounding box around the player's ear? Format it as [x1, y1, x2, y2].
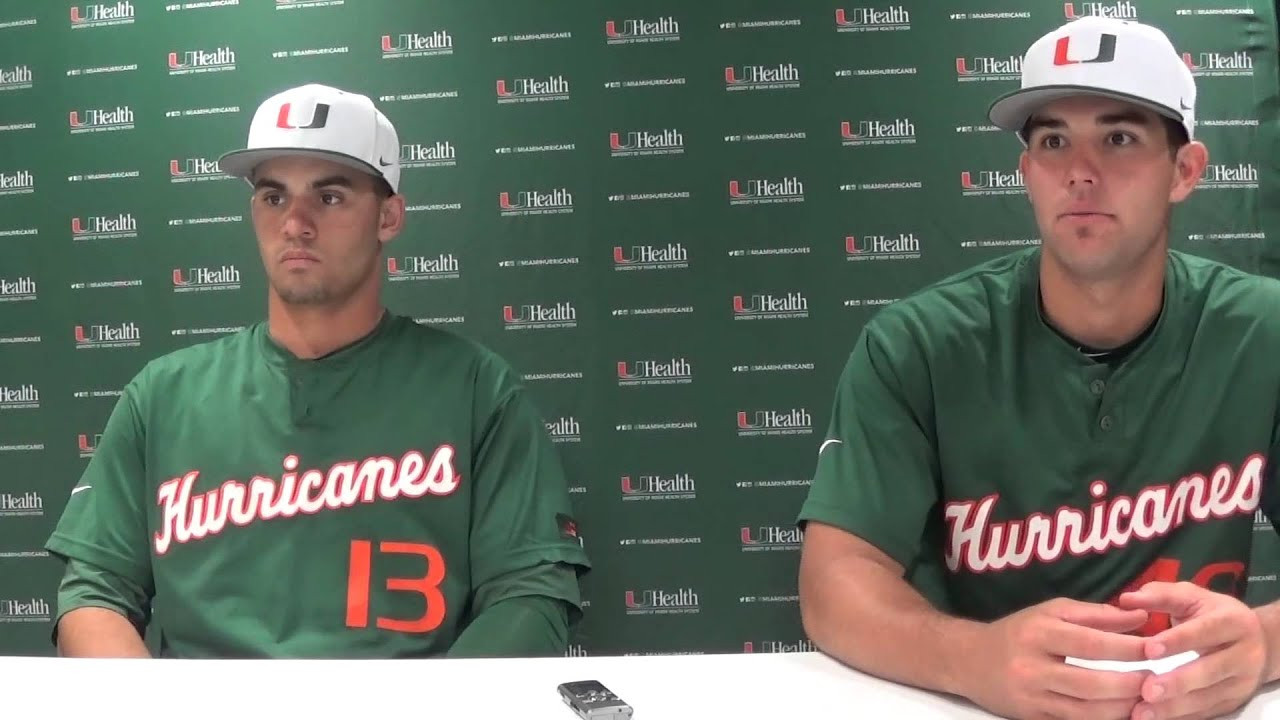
[377, 193, 405, 245]
[1018, 150, 1032, 202]
[1169, 141, 1208, 205]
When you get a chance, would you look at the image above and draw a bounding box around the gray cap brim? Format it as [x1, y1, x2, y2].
[217, 147, 393, 190]
[988, 84, 1185, 138]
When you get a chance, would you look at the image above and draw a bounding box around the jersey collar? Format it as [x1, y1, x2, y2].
[1022, 248, 1180, 371]
[256, 309, 394, 372]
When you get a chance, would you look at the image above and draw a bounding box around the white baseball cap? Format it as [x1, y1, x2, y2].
[988, 17, 1196, 143]
[219, 83, 401, 193]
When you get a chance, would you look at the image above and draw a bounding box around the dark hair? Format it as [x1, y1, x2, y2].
[374, 177, 394, 199]
[1161, 115, 1190, 154]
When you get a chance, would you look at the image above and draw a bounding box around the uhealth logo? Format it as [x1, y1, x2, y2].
[725, 63, 800, 91]
[169, 158, 226, 183]
[381, 31, 454, 58]
[834, 6, 911, 32]
[728, 177, 804, 205]
[845, 233, 921, 261]
[0, 384, 38, 410]
[732, 293, 809, 320]
[1183, 51, 1253, 76]
[1064, 2, 1138, 20]
[841, 118, 916, 146]
[741, 525, 804, 551]
[956, 55, 1022, 82]
[503, 302, 577, 330]
[78, 432, 102, 457]
[499, 188, 573, 216]
[545, 416, 581, 443]
[613, 243, 687, 271]
[69, 106, 134, 133]
[617, 358, 692, 386]
[1200, 163, 1259, 189]
[610, 129, 684, 157]
[0, 170, 34, 195]
[736, 408, 814, 436]
[386, 254, 460, 281]
[74, 323, 141, 349]
[276, 0, 340, 8]
[0, 277, 36, 302]
[173, 265, 241, 293]
[0, 597, 51, 623]
[961, 169, 1025, 196]
[71, 2, 135, 28]
[605, 16, 680, 44]
[620, 473, 696, 501]
[0, 491, 42, 517]
[0, 65, 33, 92]
[624, 588, 700, 615]
[743, 639, 816, 653]
[496, 75, 570, 104]
[168, 47, 236, 75]
[400, 141, 456, 168]
[71, 214, 138, 240]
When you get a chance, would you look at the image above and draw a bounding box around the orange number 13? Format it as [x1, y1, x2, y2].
[345, 540, 447, 633]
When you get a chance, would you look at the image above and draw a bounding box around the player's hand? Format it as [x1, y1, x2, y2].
[963, 597, 1151, 720]
[1117, 581, 1271, 720]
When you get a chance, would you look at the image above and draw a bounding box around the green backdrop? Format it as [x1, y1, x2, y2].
[1, 0, 1278, 656]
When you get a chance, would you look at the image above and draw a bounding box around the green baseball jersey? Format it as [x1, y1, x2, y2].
[799, 248, 1280, 634]
[46, 311, 590, 657]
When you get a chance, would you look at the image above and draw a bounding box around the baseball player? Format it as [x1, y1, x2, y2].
[45, 84, 590, 658]
[798, 17, 1280, 720]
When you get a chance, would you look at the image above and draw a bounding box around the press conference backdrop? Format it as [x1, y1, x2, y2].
[1, 0, 1278, 657]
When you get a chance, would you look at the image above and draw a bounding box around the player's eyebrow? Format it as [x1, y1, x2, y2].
[252, 175, 356, 192]
[1095, 110, 1153, 127]
[310, 175, 354, 189]
[1025, 109, 1153, 136]
[252, 178, 285, 192]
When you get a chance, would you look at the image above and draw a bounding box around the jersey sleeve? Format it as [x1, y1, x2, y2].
[797, 314, 941, 571]
[447, 579, 571, 658]
[45, 375, 155, 598]
[1263, 411, 1280, 534]
[52, 557, 152, 645]
[466, 352, 590, 612]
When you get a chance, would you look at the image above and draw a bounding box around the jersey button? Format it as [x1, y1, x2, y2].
[1099, 415, 1114, 431]
[1090, 379, 1105, 396]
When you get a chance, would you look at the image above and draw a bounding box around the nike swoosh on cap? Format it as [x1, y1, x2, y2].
[378, 157, 393, 167]
[70, 485, 92, 495]
[818, 439, 844, 455]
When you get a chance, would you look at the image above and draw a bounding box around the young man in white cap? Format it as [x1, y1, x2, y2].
[45, 83, 591, 658]
[798, 17, 1280, 720]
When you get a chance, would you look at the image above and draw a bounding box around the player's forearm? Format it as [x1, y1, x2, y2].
[799, 555, 984, 697]
[56, 607, 151, 658]
[447, 595, 570, 658]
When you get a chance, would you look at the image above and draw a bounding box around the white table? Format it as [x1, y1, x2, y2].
[2, 651, 1278, 718]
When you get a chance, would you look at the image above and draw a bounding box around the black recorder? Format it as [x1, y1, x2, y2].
[556, 680, 634, 720]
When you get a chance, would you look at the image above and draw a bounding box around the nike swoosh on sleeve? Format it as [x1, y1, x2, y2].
[70, 485, 92, 495]
[817, 439, 843, 455]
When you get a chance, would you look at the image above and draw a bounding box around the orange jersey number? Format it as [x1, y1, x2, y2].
[345, 540, 447, 633]
[1112, 557, 1245, 636]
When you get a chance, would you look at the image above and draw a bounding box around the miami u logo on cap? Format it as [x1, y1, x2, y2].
[1054, 33, 1117, 65]
[275, 102, 330, 129]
